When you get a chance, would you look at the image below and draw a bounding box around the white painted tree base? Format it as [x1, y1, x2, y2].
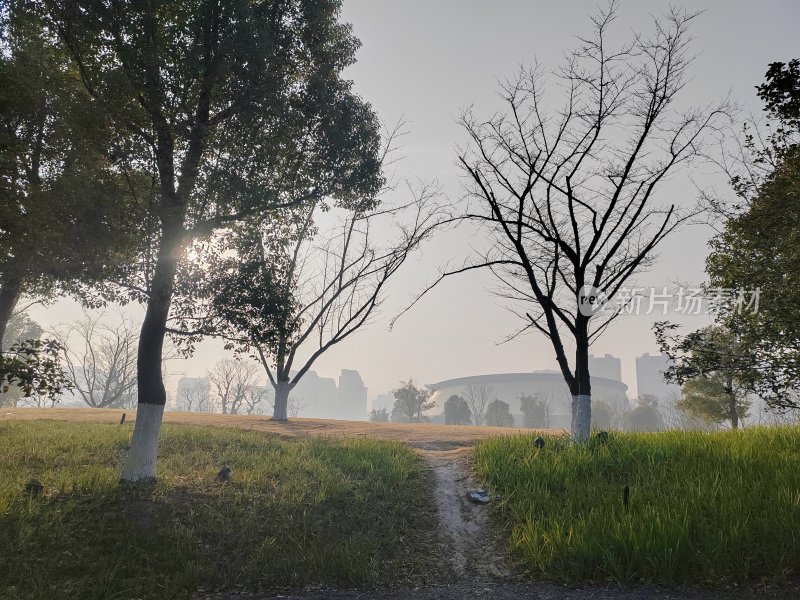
[572, 394, 592, 441]
[120, 403, 164, 481]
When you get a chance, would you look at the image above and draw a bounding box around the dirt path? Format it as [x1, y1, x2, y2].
[414, 443, 510, 582]
[10, 409, 797, 600]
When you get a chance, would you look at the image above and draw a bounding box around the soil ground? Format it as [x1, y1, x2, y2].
[5, 408, 796, 600]
[0, 407, 552, 444]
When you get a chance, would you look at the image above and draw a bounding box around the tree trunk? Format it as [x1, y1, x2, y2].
[573, 394, 592, 440]
[0, 272, 22, 349]
[571, 321, 592, 441]
[272, 380, 290, 421]
[729, 394, 739, 430]
[121, 225, 182, 481]
[0, 272, 22, 406]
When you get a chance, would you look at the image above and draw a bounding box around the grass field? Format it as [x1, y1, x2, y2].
[474, 427, 800, 585]
[0, 420, 440, 600]
[0, 407, 538, 445]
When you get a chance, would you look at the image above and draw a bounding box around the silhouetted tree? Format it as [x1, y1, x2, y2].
[391, 380, 434, 423]
[177, 378, 210, 413]
[485, 399, 514, 427]
[519, 392, 551, 428]
[402, 4, 728, 440]
[624, 395, 665, 432]
[443, 394, 472, 425]
[463, 383, 494, 426]
[1, 8, 139, 395]
[369, 408, 389, 423]
[53, 311, 138, 409]
[22, 0, 386, 479]
[193, 180, 441, 421]
[656, 324, 753, 429]
[207, 359, 260, 415]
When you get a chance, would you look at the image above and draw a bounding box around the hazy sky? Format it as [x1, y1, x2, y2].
[29, 0, 800, 403]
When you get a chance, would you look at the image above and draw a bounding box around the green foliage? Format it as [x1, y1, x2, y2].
[33, 0, 385, 308]
[0, 7, 144, 301]
[705, 148, 800, 408]
[0, 338, 70, 406]
[443, 394, 471, 425]
[680, 375, 750, 428]
[474, 427, 800, 584]
[757, 59, 800, 145]
[655, 324, 757, 425]
[484, 399, 514, 428]
[1, 314, 43, 352]
[0, 421, 440, 599]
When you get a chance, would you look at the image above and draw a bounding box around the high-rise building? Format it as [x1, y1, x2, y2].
[588, 353, 622, 382]
[288, 368, 367, 420]
[370, 391, 396, 414]
[337, 369, 368, 421]
[635, 353, 680, 401]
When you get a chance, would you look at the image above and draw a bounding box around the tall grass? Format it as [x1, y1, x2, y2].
[0, 421, 439, 600]
[474, 427, 800, 584]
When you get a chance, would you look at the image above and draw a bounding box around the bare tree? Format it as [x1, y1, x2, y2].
[177, 378, 210, 413]
[286, 396, 305, 418]
[207, 359, 260, 415]
[402, 4, 729, 440]
[463, 383, 495, 426]
[255, 389, 304, 418]
[53, 311, 138, 409]
[243, 386, 270, 416]
[195, 175, 444, 421]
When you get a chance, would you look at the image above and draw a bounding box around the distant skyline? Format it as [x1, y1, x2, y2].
[25, 0, 800, 402]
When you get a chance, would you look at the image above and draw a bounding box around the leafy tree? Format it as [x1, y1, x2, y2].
[24, 0, 385, 479]
[705, 148, 800, 409]
[0, 8, 140, 391]
[443, 394, 472, 425]
[0, 313, 68, 407]
[680, 376, 750, 429]
[519, 393, 550, 428]
[0, 338, 70, 407]
[485, 399, 514, 428]
[757, 59, 800, 148]
[624, 395, 664, 432]
[1, 314, 42, 353]
[693, 59, 800, 411]
[190, 180, 440, 421]
[369, 408, 389, 423]
[656, 324, 753, 429]
[391, 380, 434, 423]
